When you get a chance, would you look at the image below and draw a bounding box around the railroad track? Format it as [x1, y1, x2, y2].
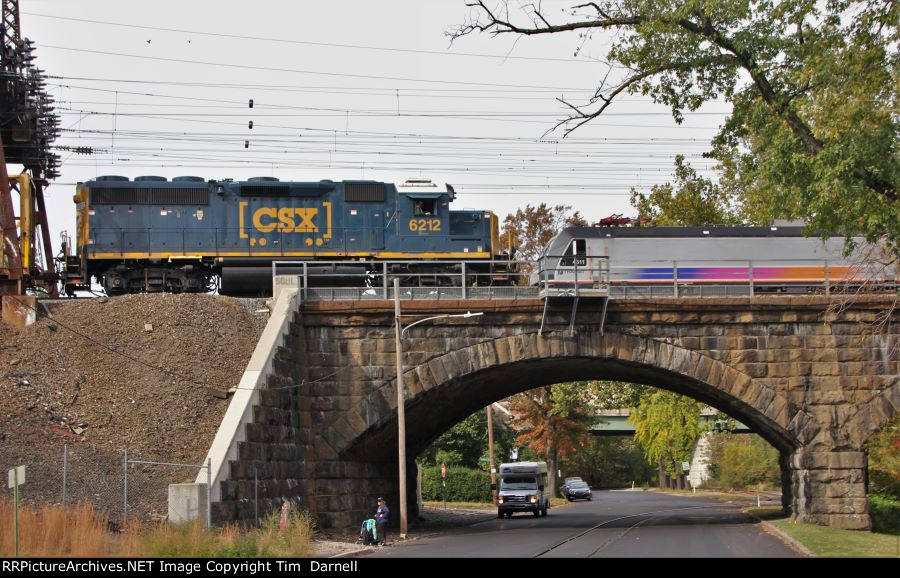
[531, 504, 745, 558]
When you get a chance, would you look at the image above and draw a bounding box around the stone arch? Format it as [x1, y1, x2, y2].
[843, 380, 900, 449]
[339, 330, 807, 460]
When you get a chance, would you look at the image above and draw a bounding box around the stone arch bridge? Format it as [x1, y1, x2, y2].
[208, 294, 897, 531]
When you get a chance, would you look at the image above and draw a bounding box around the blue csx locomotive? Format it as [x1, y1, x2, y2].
[62, 176, 506, 296]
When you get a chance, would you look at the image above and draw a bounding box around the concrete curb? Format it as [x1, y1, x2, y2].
[330, 545, 378, 558]
[759, 520, 817, 558]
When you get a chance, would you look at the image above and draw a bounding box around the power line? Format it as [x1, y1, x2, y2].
[40, 45, 595, 91]
[55, 106, 722, 131]
[26, 11, 598, 65]
[50, 75, 581, 94]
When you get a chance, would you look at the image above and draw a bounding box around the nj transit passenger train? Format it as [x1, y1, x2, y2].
[533, 226, 894, 293]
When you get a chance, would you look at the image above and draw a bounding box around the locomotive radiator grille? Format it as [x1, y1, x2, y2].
[90, 188, 209, 205]
[344, 183, 385, 202]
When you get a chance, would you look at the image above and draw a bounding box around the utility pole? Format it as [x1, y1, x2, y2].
[394, 278, 408, 539]
[487, 405, 497, 506]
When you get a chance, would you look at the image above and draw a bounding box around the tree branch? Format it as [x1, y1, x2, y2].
[451, 1, 897, 201]
[550, 55, 741, 137]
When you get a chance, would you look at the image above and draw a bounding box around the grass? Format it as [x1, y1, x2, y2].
[0, 499, 314, 558]
[771, 519, 900, 558]
[0, 501, 111, 557]
[659, 489, 900, 557]
[744, 506, 785, 521]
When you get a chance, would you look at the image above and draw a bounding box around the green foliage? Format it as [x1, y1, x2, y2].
[590, 381, 646, 410]
[561, 436, 656, 488]
[865, 415, 899, 499]
[454, 0, 899, 256]
[867, 494, 900, 535]
[420, 465, 492, 503]
[137, 507, 314, 558]
[418, 409, 517, 469]
[631, 155, 744, 226]
[708, 433, 780, 489]
[628, 389, 705, 476]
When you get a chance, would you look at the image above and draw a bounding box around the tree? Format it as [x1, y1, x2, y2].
[628, 389, 705, 485]
[509, 383, 595, 496]
[562, 436, 657, 489]
[451, 1, 898, 255]
[865, 414, 900, 499]
[708, 433, 780, 490]
[630, 155, 744, 226]
[418, 408, 516, 470]
[591, 380, 645, 410]
[499, 203, 586, 266]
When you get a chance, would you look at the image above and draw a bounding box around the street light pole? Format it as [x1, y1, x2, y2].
[393, 278, 483, 540]
[393, 278, 408, 539]
[487, 405, 497, 506]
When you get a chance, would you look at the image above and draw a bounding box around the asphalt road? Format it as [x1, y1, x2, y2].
[369, 490, 800, 558]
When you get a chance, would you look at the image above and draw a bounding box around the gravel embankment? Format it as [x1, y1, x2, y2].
[0, 293, 268, 522]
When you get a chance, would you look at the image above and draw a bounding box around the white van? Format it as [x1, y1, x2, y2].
[496, 461, 550, 518]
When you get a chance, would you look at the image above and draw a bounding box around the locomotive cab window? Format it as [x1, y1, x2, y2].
[413, 199, 436, 216]
[560, 239, 587, 267]
[403, 193, 446, 234]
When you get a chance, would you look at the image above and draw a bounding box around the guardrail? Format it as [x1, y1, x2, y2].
[273, 257, 611, 301]
[271, 256, 895, 301]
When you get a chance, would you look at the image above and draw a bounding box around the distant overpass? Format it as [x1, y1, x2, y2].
[591, 408, 750, 436]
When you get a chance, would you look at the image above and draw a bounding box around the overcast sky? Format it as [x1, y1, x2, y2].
[18, 0, 729, 243]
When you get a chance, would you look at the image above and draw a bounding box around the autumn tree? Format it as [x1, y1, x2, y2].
[510, 383, 595, 496]
[451, 0, 898, 255]
[499, 203, 586, 266]
[628, 389, 706, 488]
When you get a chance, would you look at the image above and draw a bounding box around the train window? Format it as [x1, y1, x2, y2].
[559, 239, 586, 267]
[414, 199, 436, 215]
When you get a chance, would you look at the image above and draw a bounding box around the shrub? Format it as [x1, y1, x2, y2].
[868, 494, 900, 535]
[421, 465, 491, 502]
[708, 433, 780, 490]
[865, 416, 899, 499]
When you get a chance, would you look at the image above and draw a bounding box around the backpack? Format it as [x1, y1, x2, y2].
[359, 518, 377, 545]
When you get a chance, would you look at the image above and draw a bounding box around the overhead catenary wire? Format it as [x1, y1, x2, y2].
[29, 9, 731, 206]
[40, 45, 598, 91]
[25, 12, 601, 65]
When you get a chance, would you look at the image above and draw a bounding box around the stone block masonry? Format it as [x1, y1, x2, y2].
[209, 296, 897, 531]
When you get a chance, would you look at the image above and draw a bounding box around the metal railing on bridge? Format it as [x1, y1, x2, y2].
[273, 256, 894, 302]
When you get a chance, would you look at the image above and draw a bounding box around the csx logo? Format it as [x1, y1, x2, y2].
[254, 207, 319, 232]
[239, 201, 332, 239]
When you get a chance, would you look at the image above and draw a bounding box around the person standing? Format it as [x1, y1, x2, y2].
[279, 501, 290, 534]
[374, 497, 390, 546]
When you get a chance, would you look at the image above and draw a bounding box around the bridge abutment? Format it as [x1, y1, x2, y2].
[790, 451, 871, 530]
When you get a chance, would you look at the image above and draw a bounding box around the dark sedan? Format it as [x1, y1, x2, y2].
[564, 481, 592, 501]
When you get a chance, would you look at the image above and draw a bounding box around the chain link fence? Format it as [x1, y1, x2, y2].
[2, 444, 209, 527]
[124, 451, 210, 527]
